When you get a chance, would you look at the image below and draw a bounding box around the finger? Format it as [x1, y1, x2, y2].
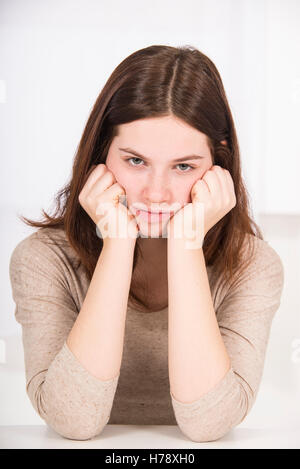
[223, 169, 235, 191]
[89, 170, 117, 200]
[191, 178, 210, 202]
[211, 165, 229, 199]
[81, 164, 108, 196]
[223, 169, 237, 205]
[202, 168, 221, 198]
[95, 182, 126, 215]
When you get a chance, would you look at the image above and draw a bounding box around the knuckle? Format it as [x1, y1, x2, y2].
[118, 186, 125, 195]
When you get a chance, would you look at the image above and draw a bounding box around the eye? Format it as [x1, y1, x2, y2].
[125, 157, 196, 173]
[126, 157, 144, 167]
[176, 163, 194, 172]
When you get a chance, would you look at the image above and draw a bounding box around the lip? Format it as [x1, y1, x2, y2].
[136, 208, 170, 214]
[135, 208, 174, 223]
[142, 209, 169, 214]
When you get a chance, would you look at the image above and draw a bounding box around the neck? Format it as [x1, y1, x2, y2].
[136, 236, 167, 259]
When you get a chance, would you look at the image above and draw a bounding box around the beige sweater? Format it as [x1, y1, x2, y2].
[9, 226, 284, 442]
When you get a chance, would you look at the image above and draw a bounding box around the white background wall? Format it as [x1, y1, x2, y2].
[0, 0, 299, 429]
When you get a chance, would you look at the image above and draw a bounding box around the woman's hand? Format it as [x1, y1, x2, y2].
[78, 164, 139, 245]
[167, 165, 237, 249]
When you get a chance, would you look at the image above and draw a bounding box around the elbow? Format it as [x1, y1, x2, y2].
[41, 403, 111, 440]
[173, 382, 251, 443]
[29, 383, 112, 441]
[42, 406, 111, 441]
[40, 403, 111, 441]
[176, 408, 247, 443]
[25, 343, 119, 441]
[176, 420, 238, 443]
[46, 419, 109, 441]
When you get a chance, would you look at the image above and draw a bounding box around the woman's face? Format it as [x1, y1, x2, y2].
[106, 115, 213, 238]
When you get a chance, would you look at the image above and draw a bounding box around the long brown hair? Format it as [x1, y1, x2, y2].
[19, 44, 263, 309]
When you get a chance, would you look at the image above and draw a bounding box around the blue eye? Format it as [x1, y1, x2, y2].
[177, 163, 193, 172]
[125, 157, 195, 173]
[127, 157, 144, 167]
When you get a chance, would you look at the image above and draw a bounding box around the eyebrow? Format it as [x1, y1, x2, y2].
[118, 147, 206, 163]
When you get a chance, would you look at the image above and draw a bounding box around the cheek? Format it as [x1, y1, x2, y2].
[108, 166, 137, 201]
[117, 172, 136, 192]
[105, 158, 131, 187]
[174, 184, 186, 198]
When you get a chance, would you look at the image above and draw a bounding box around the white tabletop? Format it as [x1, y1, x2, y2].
[0, 424, 300, 449]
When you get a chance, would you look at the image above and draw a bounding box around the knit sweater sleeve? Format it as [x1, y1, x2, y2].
[9, 234, 119, 440]
[170, 238, 284, 442]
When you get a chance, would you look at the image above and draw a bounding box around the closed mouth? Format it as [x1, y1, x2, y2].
[144, 210, 168, 214]
[136, 207, 172, 214]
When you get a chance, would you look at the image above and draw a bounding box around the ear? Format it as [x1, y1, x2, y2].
[220, 140, 227, 146]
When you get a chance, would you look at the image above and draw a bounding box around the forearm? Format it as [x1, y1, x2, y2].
[67, 238, 136, 381]
[167, 238, 231, 403]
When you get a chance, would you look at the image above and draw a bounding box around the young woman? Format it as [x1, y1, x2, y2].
[9, 45, 284, 442]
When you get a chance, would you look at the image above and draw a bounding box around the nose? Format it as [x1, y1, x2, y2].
[142, 174, 171, 206]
